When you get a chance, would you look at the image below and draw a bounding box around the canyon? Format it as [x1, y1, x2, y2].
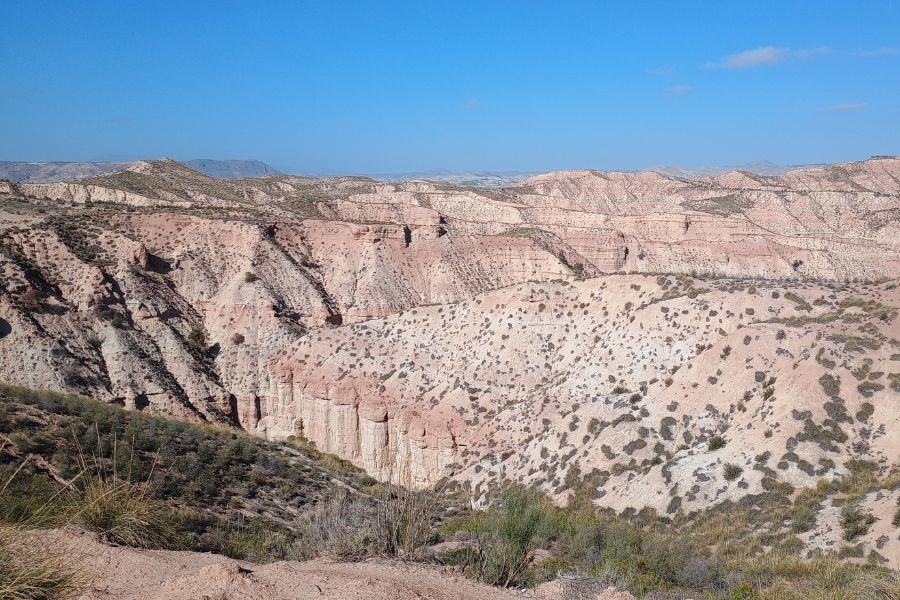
[1, 157, 899, 552]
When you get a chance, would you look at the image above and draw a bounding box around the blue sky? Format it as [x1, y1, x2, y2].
[1, 1, 898, 174]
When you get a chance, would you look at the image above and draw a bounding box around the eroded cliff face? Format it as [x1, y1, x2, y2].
[259, 374, 460, 487]
[2, 156, 900, 510]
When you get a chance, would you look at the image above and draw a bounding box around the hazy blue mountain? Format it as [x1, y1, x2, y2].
[182, 159, 280, 179]
[372, 170, 535, 187]
[649, 161, 815, 179]
[0, 161, 129, 182]
[0, 159, 280, 182]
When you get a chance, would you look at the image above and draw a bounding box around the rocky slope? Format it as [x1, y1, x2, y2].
[268, 275, 900, 509]
[1, 156, 899, 527]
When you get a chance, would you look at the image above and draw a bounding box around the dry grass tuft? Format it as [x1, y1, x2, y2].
[0, 443, 86, 599]
[294, 461, 443, 561]
[0, 527, 86, 600]
[65, 432, 178, 549]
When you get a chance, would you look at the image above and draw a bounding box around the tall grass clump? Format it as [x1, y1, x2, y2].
[840, 506, 876, 542]
[64, 432, 179, 549]
[0, 527, 85, 600]
[740, 554, 900, 600]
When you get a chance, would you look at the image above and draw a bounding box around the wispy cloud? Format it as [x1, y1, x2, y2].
[663, 84, 692, 97]
[709, 46, 831, 69]
[715, 46, 790, 69]
[463, 99, 481, 110]
[852, 47, 898, 57]
[647, 65, 675, 76]
[823, 102, 867, 112]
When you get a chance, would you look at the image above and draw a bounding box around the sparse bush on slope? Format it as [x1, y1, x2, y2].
[468, 485, 564, 587]
[294, 474, 443, 561]
[4, 385, 900, 600]
[0, 384, 380, 562]
[708, 435, 726, 451]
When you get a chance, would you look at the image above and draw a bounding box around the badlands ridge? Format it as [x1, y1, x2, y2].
[1, 156, 899, 528]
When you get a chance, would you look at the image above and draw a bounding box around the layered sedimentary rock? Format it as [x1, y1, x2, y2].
[1, 155, 899, 516]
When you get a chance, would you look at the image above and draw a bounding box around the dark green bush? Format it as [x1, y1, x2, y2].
[186, 328, 206, 351]
[723, 464, 743, 481]
[708, 436, 726, 451]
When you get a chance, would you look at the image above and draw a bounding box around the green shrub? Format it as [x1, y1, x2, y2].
[219, 522, 300, 562]
[469, 486, 563, 587]
[840, 506, 876, 542]
[186, 328, 206, 351]
[819, 373, 840, 397]
[723, 463, 743, 481]
[708, 436, 726, 451]
[855, 402, 875, 421]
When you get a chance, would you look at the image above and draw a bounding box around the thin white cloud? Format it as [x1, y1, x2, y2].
[717, 46, 790, 69]
[663, 84, 692, 97]
[463, 99, 481, 110]
[710, 46, 831, 69]
[823, 102, 867, 112]
[852, 47, 898, 57]
[647, 65, 675, 76]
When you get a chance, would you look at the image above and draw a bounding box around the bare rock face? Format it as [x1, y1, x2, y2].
[1, 155, 899, 519]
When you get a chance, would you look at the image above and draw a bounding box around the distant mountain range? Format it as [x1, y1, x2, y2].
[648, 160, 818, 178]
[0, 158, 837, 185]
[373, 162, 816, 186]
[0, 159, 280, 183]
[371, 169, 535, 188]
[181, 159, 280, 179]
[0, 161, 130, 183]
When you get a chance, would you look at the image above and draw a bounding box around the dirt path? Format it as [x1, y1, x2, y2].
[53, 529, 625, 600]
